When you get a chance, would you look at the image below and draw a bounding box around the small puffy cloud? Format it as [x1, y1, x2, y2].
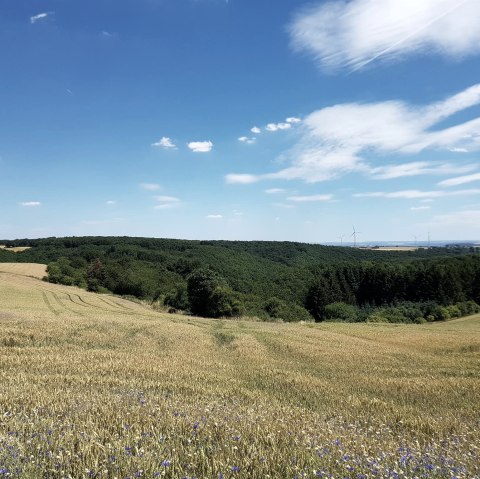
[290, 0, 480, 72]
[19, 201, 41, 207]
[286, 117, 301, 124]
[251, 126, 261, 134]
[30, 12, 51, 24]
[225, 174, 260, 184]
[188, 141, 213, 153]
[106, 200, 117, 205]
[265, 188, 286, 194]
[411, 206, 431, 211]
[265, 122, 292, 132]
[238, 136, 256, 144]
[438, 172, 480, 187]
[287, 194, 333, 202]
[206, 214, 223, 219]
[152, 137, 177, 149]
[140, 183, 161, 191]
[354, 189, 480, 199]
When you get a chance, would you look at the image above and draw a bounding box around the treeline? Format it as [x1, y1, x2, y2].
[1, 236, 479, 322]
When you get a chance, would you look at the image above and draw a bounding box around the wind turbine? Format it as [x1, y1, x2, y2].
[351, 225, 361, 247]
[338, 234, 345, 246]
[412, 234, 417, 246]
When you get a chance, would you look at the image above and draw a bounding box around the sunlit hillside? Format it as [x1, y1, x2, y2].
[0, 267, 479, 478]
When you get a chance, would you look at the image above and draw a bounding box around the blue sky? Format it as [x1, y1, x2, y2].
[1, 0, 480, 242]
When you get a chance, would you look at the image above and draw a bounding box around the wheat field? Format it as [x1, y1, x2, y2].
[0, 266, 479, 478]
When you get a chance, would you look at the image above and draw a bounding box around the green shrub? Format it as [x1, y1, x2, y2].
[323, 302, 358, 322]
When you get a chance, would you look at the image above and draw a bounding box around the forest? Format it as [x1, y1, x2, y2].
[1, 236, 479, 322]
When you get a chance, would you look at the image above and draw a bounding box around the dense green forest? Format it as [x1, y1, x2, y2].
[1, 236, 479, 322]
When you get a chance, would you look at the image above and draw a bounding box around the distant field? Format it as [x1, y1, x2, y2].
[0, 262, 47, 278]
[0, 245, 32, 253]
[0, 270, 479, 478]
[361, 246, 424, 251]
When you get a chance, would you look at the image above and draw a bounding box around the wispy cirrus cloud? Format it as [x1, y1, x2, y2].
[290, 0, 480, 72]
[354, 189, 480, 199]
[411, 206, 431, 211]
[19, 201, 41, 207]
[154, 195, 181, 210]
[438, 172, 480, 187]
[206, 214, 223, 219]
[188, 141, 213, 153]
[265, 188, 286, 194]
[30, 12, 53, 24]
[226, 84, 480, 185]
[287, 194, 333, 202]
[370, 161, 476, 180]
[152, 137, 177, 150]
[140, 183, 161, 191]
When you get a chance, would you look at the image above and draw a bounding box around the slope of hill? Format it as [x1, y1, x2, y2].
[0, 268, 478, 478]
[1, 236, 479, 321]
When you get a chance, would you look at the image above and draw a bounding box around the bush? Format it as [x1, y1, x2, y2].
[323, 302, 358, 322]
[264, 297, 312, 322]
[164, 284, 190, 312]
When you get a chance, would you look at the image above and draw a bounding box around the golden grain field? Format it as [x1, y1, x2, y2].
[0, 267, 479, 478]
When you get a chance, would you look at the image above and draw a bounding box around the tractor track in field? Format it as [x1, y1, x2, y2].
[41, 291, 60, 317]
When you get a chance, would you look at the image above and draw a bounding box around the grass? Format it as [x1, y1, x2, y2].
[0, 267, 479, 478]
[0, 262, 47, 278]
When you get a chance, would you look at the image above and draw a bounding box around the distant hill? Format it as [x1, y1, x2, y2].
[1, 236, 479, 321]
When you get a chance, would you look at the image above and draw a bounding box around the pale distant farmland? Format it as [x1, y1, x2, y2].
[0, 245, 32, 253]
[0, 267, 479, 478]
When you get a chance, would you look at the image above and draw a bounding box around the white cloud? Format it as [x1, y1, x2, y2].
[251, 127, 261, 134]
[154, 195, 180, 203]
[290, 0, 480, 72]
[438, 172, 480, 187]
[154, 203, 179, 210]
[106, 200, 117, 205]
[238, 136, 256, 144]
[225, 174, 260, 185]
[286, 117, 302, 124]
[449, 147, 469, 153]
[188, 141, 213, 153]
[265, 188, 286, 194]
[266, 122, 292, 132]
[370, 161, 476, 180]
[152, 137, 177, 149]
[19, 201, 41, 207]
[354, 189, 480, 199]
[206, 214, 223, 219]
[140, 183, 161, 191]
[154, 195, 181, 210]
[273, 203, 295, 209]
[30, 12, 51, 24]
[227, 84, 480, 184]
[287, 194, 333, 202]
[411, 206, 431, 211]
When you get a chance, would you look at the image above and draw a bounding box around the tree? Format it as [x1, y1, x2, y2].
[187, 269, 240, 318]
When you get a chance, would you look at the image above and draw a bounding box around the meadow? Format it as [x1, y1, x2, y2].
[0, 265, 479, 478]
